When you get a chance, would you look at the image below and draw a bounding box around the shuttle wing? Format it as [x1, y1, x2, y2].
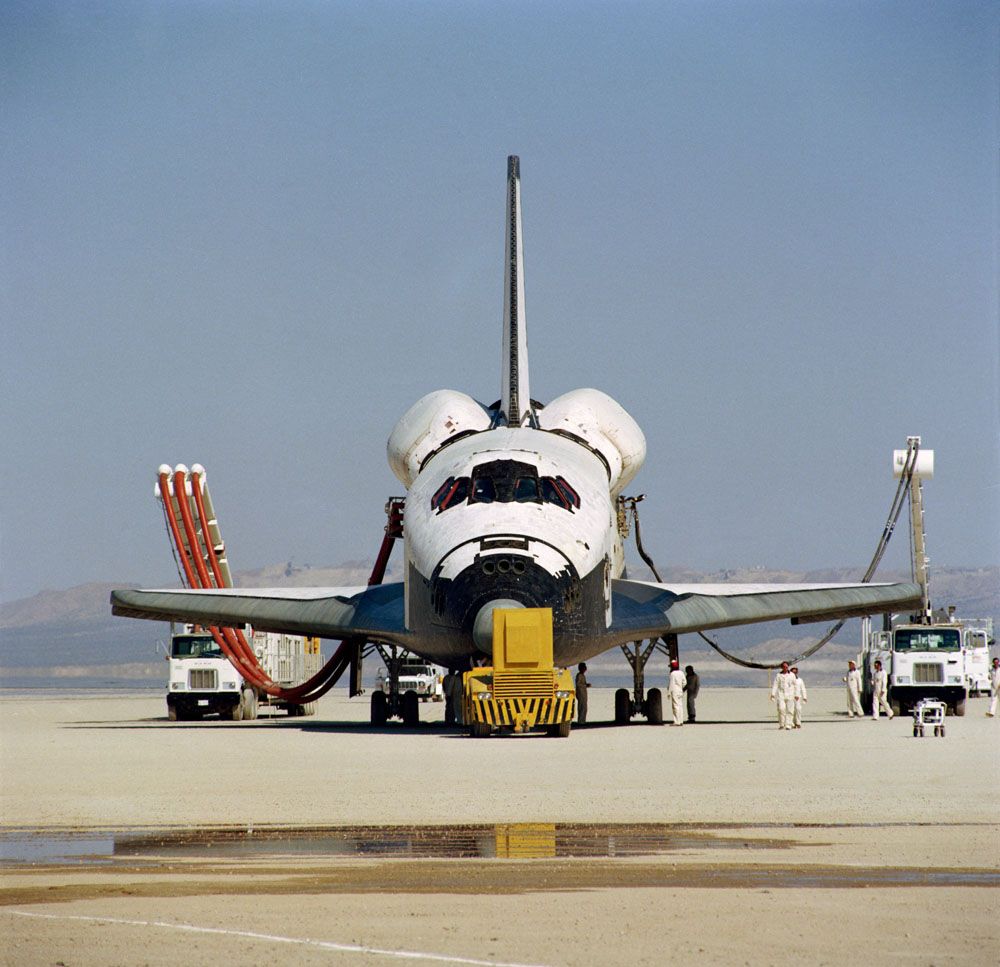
[111, 583, 409, 645]
[608, 578, 923, 642]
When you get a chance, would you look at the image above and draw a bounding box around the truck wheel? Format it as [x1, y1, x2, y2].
[371, 690, 388, 726]
[614, 688, 631, 724]
[954, 697, 966, 717]
[890, 700, 901, 717]
[167, 705, 178, 722]
[228, 700, 243, 721]
[402, 690, 420, 728]
[645, 688, 663, 725]
[469, 721, 491, 738]
[554, 720, 571, 738]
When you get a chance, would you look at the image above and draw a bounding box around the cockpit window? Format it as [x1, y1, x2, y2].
[432, 460, 580, 513]
[541, 477, 570, 508]
[514, 476, 540, 502]
[471, 476, 496, 503]
[555, 475, 580, 508]
[439, 477, 469, 510]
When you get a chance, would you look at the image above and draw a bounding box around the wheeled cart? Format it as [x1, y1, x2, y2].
[912, 699, 946, 738]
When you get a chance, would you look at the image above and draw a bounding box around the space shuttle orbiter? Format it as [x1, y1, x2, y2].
[112, 157, 920, 675]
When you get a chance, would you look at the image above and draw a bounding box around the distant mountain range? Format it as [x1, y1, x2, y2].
[1, 563, 996, 686]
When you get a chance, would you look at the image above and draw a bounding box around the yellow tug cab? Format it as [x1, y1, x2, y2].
[463, 607, 576, 737]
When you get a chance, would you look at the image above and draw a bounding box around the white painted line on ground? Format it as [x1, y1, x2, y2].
[8, 910, 551, 967]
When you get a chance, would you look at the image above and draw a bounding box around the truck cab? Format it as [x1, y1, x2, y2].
[166, 628, 245, 720]
[868, 624, 967, 716]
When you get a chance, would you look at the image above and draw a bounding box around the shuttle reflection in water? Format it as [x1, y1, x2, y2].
[100, 822, 777, 862]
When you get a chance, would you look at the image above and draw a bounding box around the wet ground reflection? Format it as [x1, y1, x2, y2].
[2, 822, 788, 864]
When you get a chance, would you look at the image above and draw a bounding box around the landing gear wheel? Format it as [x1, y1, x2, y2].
[402, 689, 420, 728]
[645, 688, 663, 725]
[614, 688, 631, 724]
[371, 690, 388, 726]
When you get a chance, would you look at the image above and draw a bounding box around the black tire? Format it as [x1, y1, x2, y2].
[554, 720, 571, 738]
[167, 704, 178, 722]
[402, 689, 420, 728]
[940, 725, 945, 737]
[614, 688, 631, 724]
[645, 688, 664, 725]
[371, 690, 388, 726]
[954, 697, 966, 717]
[469, 721, 491, 738]
[912, 725, 918, 737]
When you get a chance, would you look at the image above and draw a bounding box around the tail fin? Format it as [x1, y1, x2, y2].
[500, 155, 536, 428]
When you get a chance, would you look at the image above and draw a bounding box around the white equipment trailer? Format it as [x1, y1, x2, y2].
[166, 624, 324, 721]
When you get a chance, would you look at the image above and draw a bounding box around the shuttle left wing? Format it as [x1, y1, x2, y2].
[110, 583, 410, 646]
[607, 578, 923, 643]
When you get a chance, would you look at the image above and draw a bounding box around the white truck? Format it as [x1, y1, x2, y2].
[166, 625, 324, 721]
[962, 619, 994, 696]
[864, 623, 967, 717]
[379, 658, 444, 703]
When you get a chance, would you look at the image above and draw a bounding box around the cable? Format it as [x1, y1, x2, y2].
[628, 442, 920, 670]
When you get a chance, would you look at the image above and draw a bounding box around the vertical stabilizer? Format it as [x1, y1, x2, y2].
[500, 156, 536, 428]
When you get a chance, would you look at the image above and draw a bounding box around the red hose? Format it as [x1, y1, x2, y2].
[187, 468, 275, 691]
[171, 469, 271, 689]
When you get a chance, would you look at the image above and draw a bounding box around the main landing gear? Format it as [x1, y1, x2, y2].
[368, 643, 421, 728]
[614, 634, 676, 725]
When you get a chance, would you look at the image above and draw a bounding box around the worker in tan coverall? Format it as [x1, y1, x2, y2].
[843, 660, 864, 717]
[791, 666, 808, 728]
[770, 661, 797, 730]
[987, 657, 999, 717]
[871, 659, 894, 719]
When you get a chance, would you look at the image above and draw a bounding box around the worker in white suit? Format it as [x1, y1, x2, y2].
[769, 661, 797, 730]
[791, 666, 808, 728]
[987, 657, 1000, 717]
[843, 660, 863, 717]
[667, 660, 687, 726]
[871, 659, 894, 719]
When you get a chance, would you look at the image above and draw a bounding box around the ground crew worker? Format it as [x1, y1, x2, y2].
[791, 666, 807, 728]
[668, 660, 687, 726]
[843, 660, 863, 717]
[575, 663, 590, 724]
[683, 665, 699, 723]
[769, 661, 797, 730]
[442, 669, 456, 725]
[987, 657, 1000, 717]
[448, 668, 464, 726]
[871, 659, 894, 719]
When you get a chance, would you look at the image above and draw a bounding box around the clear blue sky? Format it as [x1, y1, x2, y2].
[3, 1, 998, 603]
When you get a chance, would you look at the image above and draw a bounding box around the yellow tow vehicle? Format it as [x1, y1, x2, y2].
[463, 608, 576, 737]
